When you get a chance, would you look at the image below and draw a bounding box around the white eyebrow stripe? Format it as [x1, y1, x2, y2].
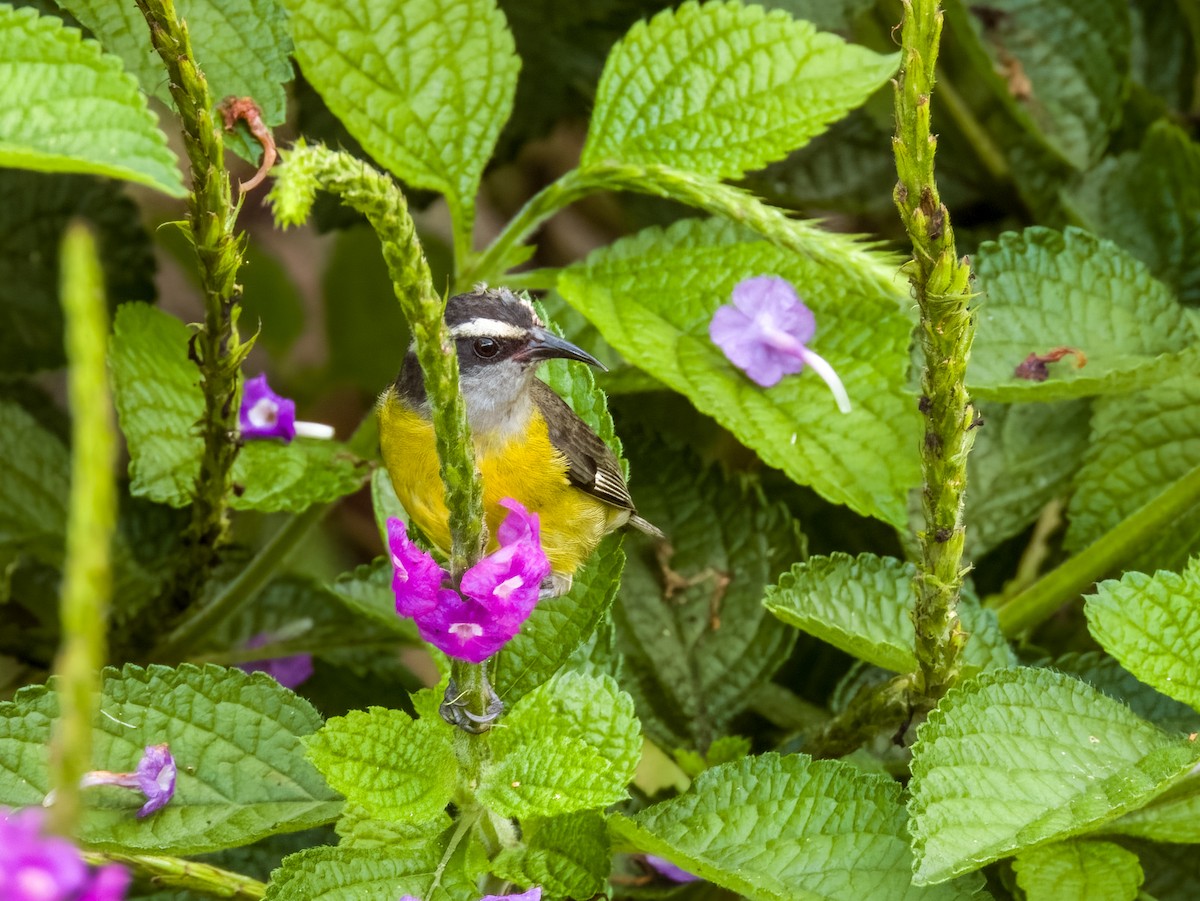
[449, 319, 528, 340]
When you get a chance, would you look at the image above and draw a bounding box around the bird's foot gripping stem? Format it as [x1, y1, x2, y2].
[440, 670, 504, 733]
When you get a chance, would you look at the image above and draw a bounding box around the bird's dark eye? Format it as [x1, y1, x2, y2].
[473, 337, 500, 358]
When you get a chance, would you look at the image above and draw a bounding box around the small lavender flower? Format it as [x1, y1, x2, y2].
[480, 888, 542, 901]
[0, 806, 130, 900]
[237, 633, 314, 689]
[709, 276, 851, 412]
[387, 501, 550, 663]
[239, 374, 335, 442]
[79, 744, 176, 817]
[644, 854, 701, 883]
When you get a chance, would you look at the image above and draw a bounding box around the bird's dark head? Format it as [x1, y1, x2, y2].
[444, 287, 604, 373]
[395, 287, 603, 433]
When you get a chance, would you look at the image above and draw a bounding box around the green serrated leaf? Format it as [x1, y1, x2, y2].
[0, 664, 340, 854]
[493, 532, 625, 704]
[1067, 122, 1200, 306]
[1013, 839, 1142, 901]
[62, 0, 292, 163]
[560, 216, 918, 526]
[964, 399, 1090, 558]
[110, 303, 368, 512]
[335, 804, 452, 850]
[1086, 559, 1200, 713]
[611, 752, 984, 901]
[304, 707, 456, 823]
[764, 554, 1015, 676]
[582, 0, 897, 180]
[908, 667, 1200, 884]
[490, 811, 610, 900]
[944, 0, 1130, 170]
[284, 0, 520, 212]
[0, 5, 183, 194]
[1066, 375, 1200, 569]
[1102, 774, 1200, 843]
[968, 227, 1198, 401]
[264, 834, 477, 901]
[1053, 651, 1197, 734]
[324, 558, 417, 641]
[479, 672, 640, 818]
[614, 440, 804, 750]
[0, 400, 69, 558]
[0, 170, 154, 374]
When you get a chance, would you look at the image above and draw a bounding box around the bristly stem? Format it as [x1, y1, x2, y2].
[269, 144, 493, 728]
[134, 0, 252, 633]
[81, 850, 265, 900]
[892, 0, 976, 705]
[47, 224, 118, 835]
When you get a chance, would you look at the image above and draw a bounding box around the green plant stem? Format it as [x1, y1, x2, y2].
[804, 674, 914, 759]
[271, 144, 484, 577]
[996, 462, 1200, 635]
[47, 224, 117, 835]
[892, 0, 976, 705]
[80, 850, 265, 899]
[135, 0, 251, 625]
[461, 164, 903, 300]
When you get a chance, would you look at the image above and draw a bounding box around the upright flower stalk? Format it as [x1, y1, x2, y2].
[135, 0, 253, 626]
[892, 0, 977, 703]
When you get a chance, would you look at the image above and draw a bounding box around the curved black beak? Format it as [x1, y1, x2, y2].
[516, 327, 608, 371]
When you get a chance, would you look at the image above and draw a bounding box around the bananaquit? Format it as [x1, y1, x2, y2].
[378, 286, 662, 596]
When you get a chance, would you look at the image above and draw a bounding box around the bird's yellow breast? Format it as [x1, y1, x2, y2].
[378, 389, 619, 576]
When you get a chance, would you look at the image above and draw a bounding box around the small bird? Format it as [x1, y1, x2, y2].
[378, 286, 662, 596]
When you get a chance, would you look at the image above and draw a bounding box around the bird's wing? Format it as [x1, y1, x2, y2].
[530, 379, 635, 512]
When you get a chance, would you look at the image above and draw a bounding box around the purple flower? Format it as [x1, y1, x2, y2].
[709, 276, 851, 412]
[644, 855, 701, 883]
[237, 633, 314, 689]
[480, 889, 542, 901]
[240, 373, 296, 441]
[388, 518, 453, 620]
[80, 744, 176, 817]
[0, 806, 130, 900]
[388, 501, 550, 663]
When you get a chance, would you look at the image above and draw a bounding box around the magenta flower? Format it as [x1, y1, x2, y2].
[388, 519, 455, 620]
[80, 744, 176, 817]
[709, 276, 851, 412]
[237, 633, 314, 689]
[0, 806, 130, 900]
[387, 501, 550, 663]
[644, 855, 700, 883]
[239, 374, 335, 442]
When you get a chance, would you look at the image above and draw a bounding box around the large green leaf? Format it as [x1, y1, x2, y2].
[304, 707, 456, 823]
[1085, 559, 1200, 713]
[764, 553, 1015, 676]
[1067, 122, 1200, 306]
[0, 664, 340, 854]
[942, 0, 1130, 170]
[1053, 651, 1197, 734]
[1102, 778, 1200, 844]
[61, 0, 292, 162]
[614, 440, 804, 751]
[478, 672, 640, 818]
[582, 0, 897, 180]
[559, 217, 918, 526]
[0, 170, 154, 374]
[0, 5, 183, 194]
[611, 752, 985, 901]
[489, 811, 610, 900]
[908, 667, 1200, 884]
[1066, 375, 1200, 568]
[284, 0, 520, 210]
[110, 303, 368, 512]
[964, 399, 1090, 558]
[968, 228, 1197, 401]
[0, 400, 69, 557]
[1012, 840, 1142, 901]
